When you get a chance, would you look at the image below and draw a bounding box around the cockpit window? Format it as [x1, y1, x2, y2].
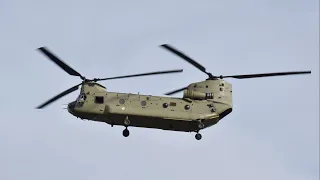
[77, 93, 87, 102]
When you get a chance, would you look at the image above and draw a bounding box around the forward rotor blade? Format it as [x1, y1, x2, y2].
[160, 44, 209, 75]
[37, 47, 85, 80]
[222, 71, 311, 79]
[164, 86, 187, 95]
[36, 83, 81, 109]
[94, 69, 183, 81]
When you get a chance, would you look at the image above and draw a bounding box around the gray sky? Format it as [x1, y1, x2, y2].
[0, 0, 319, 179]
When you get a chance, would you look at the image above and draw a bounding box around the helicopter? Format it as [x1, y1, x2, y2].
[36, 44, 311, 140]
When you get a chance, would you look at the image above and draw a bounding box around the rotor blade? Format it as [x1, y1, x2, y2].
[37, 47, 85, 79]
[160, 44, 208, 75]
[164, 86, 187, 95]
[222, 71, 311, 79]
[94, 69, 183, 81]
[36, 83, 81, 109]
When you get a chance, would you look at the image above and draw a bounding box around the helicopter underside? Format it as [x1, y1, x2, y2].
[106, 114, 220, 132]
[72, 108, 232, 140]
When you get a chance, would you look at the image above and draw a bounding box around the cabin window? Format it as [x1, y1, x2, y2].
[169, 102, 176, 106]
[95, 96, 104, 104]
[163, 103, 168, 108]
[119, 99, 125, 104]
[141, 101, 147, 106]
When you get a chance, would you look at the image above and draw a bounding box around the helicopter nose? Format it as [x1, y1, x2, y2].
[67, 101, 76, 113]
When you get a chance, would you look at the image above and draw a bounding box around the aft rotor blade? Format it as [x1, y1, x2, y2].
[94, 69, 183, 81]
[37, 47, 85, 80]
[222, 71, 311, 79]
[36, 83, 81, 109]
[164, 86, 187, 95]
[160, 44, 209, 75]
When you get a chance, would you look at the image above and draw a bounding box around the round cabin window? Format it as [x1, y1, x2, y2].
[119, 99, 125, 104]
[163, 103, 168, 108]
[141, 101, 146, 106]
[184, 105, 190, 110]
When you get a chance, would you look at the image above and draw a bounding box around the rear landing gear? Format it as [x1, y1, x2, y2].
[194, 120, 204, 140]
[195, 133, 202, 140]
[197, 120, 205, 129]
[123, 128, 130, 137]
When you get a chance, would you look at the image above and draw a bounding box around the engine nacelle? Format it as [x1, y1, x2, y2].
[183, 89, 213, 100]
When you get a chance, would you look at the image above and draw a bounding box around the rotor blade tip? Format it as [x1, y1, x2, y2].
[160, 44, 169, 48]
[36, 47, 47, 52]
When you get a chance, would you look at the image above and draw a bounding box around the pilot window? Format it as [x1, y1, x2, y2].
[95, 96, 104, 104]
[77, 93, 86, 102]
[80, 94, 86, 101]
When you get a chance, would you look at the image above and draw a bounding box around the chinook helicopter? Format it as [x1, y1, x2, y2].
[36, 44, 311, 140]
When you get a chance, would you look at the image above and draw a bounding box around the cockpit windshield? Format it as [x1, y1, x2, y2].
[76, 93, 87, 102]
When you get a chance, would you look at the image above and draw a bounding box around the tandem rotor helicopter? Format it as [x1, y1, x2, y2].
[36, 44, 311, 140]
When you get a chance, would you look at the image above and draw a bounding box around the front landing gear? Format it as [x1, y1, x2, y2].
[123, 128, 130, 137]
[195, 132, 202, 140]
[122, 116, 130, 137]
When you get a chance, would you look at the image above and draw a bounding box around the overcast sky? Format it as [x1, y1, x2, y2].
[0, 0, 319, 180]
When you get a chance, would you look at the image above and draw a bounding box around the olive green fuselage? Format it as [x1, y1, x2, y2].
[68, 79, 233, 132]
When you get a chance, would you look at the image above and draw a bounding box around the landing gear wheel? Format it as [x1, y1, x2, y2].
[195, 133, 202, 140]
[123, 128, 130, 137]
